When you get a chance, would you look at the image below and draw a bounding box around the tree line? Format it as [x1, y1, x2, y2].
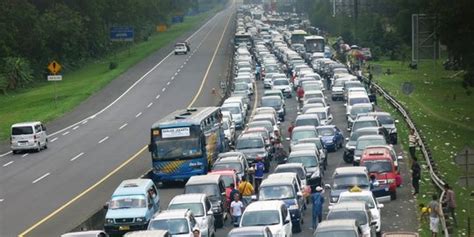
[298, 0, 474, 85]
[0, 0, 224, 94]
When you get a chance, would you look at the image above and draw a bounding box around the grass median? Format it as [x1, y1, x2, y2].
[0, 9, 220, 141]
[372, 60, 473, 236]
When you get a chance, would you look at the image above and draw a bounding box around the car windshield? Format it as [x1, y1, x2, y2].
[304, 84, 321, 91]
[237, 138, 264, 149]
[221, 106, 241, 115]
[234, 83, 249, 91]
[185, 184, 219, 197]
[168, 203, 204, 217]
[317, 127, 334, 136]
[350, 130, 377, 142]
[339, 195, 376, 208]
[248, 122, 272, 132]
[288, 155, 318, 167]
[377, 115, 394, 125]
[292, 130, 317, 141]
[307, 111, 326, 120]
[349, 97, 370, 106]
[273, 80, 289, 85]
[12, 126, 34, 135]
[276, 167, 305, 180]
[213, 162, 243, 173]
[241, 210, 280, 226]
[356, 138, 386, 150]
[296, 118, 319, 127]
[327, 210, 368, 225]
[363, 160, 393, 173]
[334, 175, 369, 189]
[247, 131, 269, 140]
[353, 121, 378, 131]
[154, 137, 201, 160]
[236, 78, 251, 84]
[109, 195, 146, 209]
[261, 98, 281, 107]
[148, 218, 189, 234]
[351, 106, 372, 116]
[259, 185, 294, 200]
[220, 175, 234, 187]
[315, 230, 358, 237]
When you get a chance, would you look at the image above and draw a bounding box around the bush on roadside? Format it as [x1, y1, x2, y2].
[109, 62, 118, 70]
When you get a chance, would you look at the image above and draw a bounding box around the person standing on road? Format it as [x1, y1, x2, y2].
[238, 177, 254, 205]
[369, 175, 379, 190]
[411, 159, 421, 196]
[254, 156, 265, 192]
[408, 129, 419, 160]
[288, 121, 295, 137]
[311, 186, 325, 230]
[429, 194, 443, 237]
[297, 86, 305, 105]
[443, 183, 457, 226]
[230, 193, 245, 227]
[255, 64, 261, 81]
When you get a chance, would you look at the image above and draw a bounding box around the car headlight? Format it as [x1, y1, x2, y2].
[105, 218, 114, 224]
[135, 217, 146, 222]
[387, 178, 395, 184]
[288, 204, 299, 210]
[330, 196, 338, 203]
[391, 128, 397, 133]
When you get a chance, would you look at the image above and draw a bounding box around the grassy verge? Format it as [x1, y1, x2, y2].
[0, 8, 220, 140]
[371, 60, 473, 236]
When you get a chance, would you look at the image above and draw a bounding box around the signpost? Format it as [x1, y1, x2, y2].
[109, 27, 134, 42]
[47, 60, 62, 107]
[454, 146, 474, 235]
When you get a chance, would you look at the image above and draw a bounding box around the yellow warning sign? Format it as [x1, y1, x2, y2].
[47, 61, 62, 75]
[156, 24, 167, 32]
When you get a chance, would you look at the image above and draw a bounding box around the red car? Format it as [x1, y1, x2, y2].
[360, 147, 401, 200]
[208, 169, 240, 188]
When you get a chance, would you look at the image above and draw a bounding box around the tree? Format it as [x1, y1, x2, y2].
[1, 57, 34, 90]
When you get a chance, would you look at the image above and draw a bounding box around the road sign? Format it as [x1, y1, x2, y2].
[156, 24, 167, 32]
[401, 82, 415, 95]
[110, 27, 134, 42]
[47, 75, 62, 81]
[47, 61, 62, 75]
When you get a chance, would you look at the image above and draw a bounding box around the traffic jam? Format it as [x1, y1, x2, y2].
[63, 4, 408, 237]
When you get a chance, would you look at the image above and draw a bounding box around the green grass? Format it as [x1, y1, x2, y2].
[371, 60, 473, 236]
[0, 9, 219, 140]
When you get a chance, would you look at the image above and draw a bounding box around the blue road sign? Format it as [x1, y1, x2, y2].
[110, 27, 134, 42]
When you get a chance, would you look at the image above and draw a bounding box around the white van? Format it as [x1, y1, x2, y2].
[11, 121, 48, 153]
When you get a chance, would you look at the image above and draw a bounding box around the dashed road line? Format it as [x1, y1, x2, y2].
[32, 173, 50, 184]
[70, 152, 84, 161]
[135, 112, 142, 118]
[162, 88, 166, 92]
[119, 123, 128, 130]
[62, 131, 70, 136]
[3, 161, 13, 167]
[98, 136, 109, 144]
[174, 72, 178, 76]
[171, 76, 175, 81]
[51, 137, 58, 142]
[73, 126, 79, 130]
[0, 151, 12, 158]
[22, 153, 29, 158]
[156, 94, 161, 99]
[177, 68, 181, 73]
[147, 102, 153, 108]
[82, 120, 88, 125]
[0, 199, 4, 202]
[167, 81, 170, 85]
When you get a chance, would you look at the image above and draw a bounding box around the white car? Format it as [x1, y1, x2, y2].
[337, 190, 384, 234]
[174, 43, 188, 55]
[240, 200, 292, 237]
[167, 194, 215, 237]
[148, 209, 198, 237]
[305, 107, 333, 125]
[11, 121, 48, 153]
[271, 78, 292, 98]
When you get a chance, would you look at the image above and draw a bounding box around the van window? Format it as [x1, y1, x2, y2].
[35, 125, 42, 132]
[12, 126, 33, 135]
[205, 198, 212, 212]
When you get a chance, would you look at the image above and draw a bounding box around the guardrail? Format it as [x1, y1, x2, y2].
[359, 74, 449, 236]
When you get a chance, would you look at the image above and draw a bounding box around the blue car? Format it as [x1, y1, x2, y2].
[316, 125, 344, 152]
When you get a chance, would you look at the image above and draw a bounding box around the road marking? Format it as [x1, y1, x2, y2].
[51, 137, 58, 143]
[119, 123, 128, 130]
[0, 151, 12, 158]
[167, 81, 170, 86]
[147, 102, 153, 108]
[188, 7, 233, 107]
[0, 199, 3, 202]
[155, 94, 161, 99]
[81, 120, 88, 125]
[162, 88, 166, 92]
[70, 152, 84, 161]
[32, 173, 50, 184]
[135, 112, 142, 118]
[73, 126, 79, 130]
[180, 65, 184, 69]
[22, 153, 29, 158]
[62, 131, 70, 136]
[174, 72, 178, 76]
[183, 61, 187, 65]
[3, 161, 13, 167]
[17, 6, 231, 236]
[98, 136, 109, 144]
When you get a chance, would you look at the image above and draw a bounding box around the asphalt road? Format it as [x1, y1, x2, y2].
[0, 2, 236, 236]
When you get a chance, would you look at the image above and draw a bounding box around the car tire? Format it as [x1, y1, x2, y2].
[174, 52, 178, 55]
[343, 154, 353, 164]
[390, 191, 397, 200]
[44, 140, 48, 149]
[12, 150, 18, 155]
[36, 143, 41, 152]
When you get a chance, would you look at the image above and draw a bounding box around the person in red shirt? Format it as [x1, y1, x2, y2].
[297, 86, 305, 104]
[288, 121, 295, 137]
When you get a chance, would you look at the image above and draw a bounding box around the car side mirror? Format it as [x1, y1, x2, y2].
[207, 210, 214, 215]
[285, 216, 291, 224]
[370, 221, 377, 226]
[345, 137, 349, 141]
[324, 184, 331, 189]
[378, 204, 384, 209]
[103, 202, 109, 210]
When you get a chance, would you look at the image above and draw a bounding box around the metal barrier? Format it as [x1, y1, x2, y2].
[361, 75, 449, 236]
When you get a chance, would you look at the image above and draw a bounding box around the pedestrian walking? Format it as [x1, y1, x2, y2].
[297, 86, 305, 105]
[254, 156, 265, 192]
[230, 193, 245, 227]
[443, 183, 457, 226]
[288, 121, 295, 137]
[311, 186, 325, 230]
[408, 129, 419, 160]
[238, 177, 254, 205]
[429, 194, 443, 237]
[411, 159, 421, 195]
[255, 64, 261, 81]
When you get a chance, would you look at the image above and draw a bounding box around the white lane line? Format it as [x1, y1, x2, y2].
[119, 123, 128, 130]
[70, 152, 84, 161]
[167, 81, 170, 86]
[155, 94, 161, 99]
[135, 112, 142, 118]
[177, 68, 181, 73]
[3, 161, 14, 167]
[82, 120, 88, 125]
[73, 126, 80, 130]
[162, 88, 166, 92]
[183, 61, 187, 65]
[32, 172, 50, 184]
[171, 76, 175, 80]
[180, 65, 184, 69]
[174, 72, 178, 76]
[147, 102, 153, 108]
[0, 151, 12, 158]
[22, 153, 29, 158]
[51, 137, 58, 142]
[98, 136, 109, 144]
[62, 131, 70, 136]
[0, 199, 4, 202]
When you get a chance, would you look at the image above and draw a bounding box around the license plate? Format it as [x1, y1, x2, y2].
[385, 187, 389, 191]
[18, 142, 27, 146]
[119, 226, 130, 231]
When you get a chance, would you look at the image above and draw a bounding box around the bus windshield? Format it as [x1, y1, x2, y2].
[153, 137, 201, 160]
[305, 39, 325, 53]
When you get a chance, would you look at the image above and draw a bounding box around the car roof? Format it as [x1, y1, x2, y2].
[339, 190, 374, 198]
[289, 150, 317, 156]
[334, 167, 368, 175]
[267, 172, 298, 181]
[317, 125, 335, 129]
[186, 174, 221, 185]
[245, 200, 285, 211]
[296, 114, 319, 119]
[264, 90, 283, 94]
[216, 156, 242, 163]
[316, 219, 358, 231]
[169, 194, 206, 204]
[367, 111, 391, 117]
[218, 151, 244, 158]
[152, 209, 191, 219]
[291, 143, 317, 150]
[123, 230, 170, 237]
[11, 121, 42, 127]
[112, 179, 153, 197]
[330, 201, 367, 211]
[276, 163, 305, 170]
[357, 135, 384, 140]
[61, 231, 107, 237]
[292, 125, 316, 131]
[261, 95, 281, 100]
[355, 116, 377, 122]
[228, 226, 268, 235]
[238, 133, 264, 139]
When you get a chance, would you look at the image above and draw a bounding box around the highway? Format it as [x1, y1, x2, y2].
[0, 2, 236, 236]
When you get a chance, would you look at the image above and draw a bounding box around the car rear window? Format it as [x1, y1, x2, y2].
[12, 126, 33, 135]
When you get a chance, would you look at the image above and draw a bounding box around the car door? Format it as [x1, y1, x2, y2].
[205, 198, 215, 233]
[34, 125, 44, 146]
[281, 205, 292, 235]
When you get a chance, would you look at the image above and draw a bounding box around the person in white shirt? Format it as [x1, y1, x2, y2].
[230, 193, 245, 227]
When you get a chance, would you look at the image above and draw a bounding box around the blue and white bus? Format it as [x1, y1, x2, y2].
[148, 107, 226, 182]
